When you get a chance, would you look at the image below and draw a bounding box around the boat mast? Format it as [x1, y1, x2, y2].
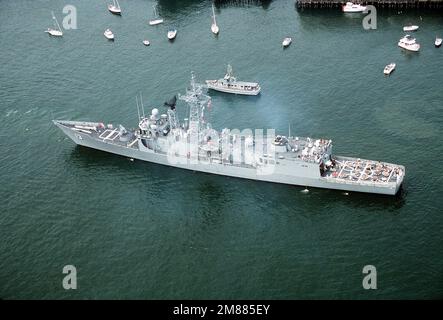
[153, 5, 157, 18]
[212, 4, 217, 26]
[52, 11, 62, 32]
[139, 92, 145, 118]
[166, 97, 179, 132]
[136, 96, 141, 121]
[179, 72, 210, 135]
[225, 64, 234, 81]
[115, 0, 120, 10]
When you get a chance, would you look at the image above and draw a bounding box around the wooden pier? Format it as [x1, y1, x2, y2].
[295, 0, 443, 9]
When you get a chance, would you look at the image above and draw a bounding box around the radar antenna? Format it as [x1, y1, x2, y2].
[165, 95, 179, 131]
[178, 72, 210, 135]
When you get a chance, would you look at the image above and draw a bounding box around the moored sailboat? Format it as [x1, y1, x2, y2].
[108, 0, 121, 15]
[211, 4, 219, 35]
[149, 5, 164, 26]
[45, 11, 63, 37]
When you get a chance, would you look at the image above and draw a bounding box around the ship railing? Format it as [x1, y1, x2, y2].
[127, 138, 138, 148]
[323, 176, 397, 188]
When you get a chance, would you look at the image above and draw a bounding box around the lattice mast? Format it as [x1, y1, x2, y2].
[178, 72, 211, 135]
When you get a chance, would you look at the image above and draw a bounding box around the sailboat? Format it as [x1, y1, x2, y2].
[149, 5, 163, 26]
[108, 0, 121, 15]
[45, 11, 63, 37]
[211, 4, 219, 35]
[403, 24, 419, 32]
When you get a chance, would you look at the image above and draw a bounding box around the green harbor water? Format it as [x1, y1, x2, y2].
[0, 0, 442, 299]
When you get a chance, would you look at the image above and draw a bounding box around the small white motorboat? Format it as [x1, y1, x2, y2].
[282, 37, 292, 47]
[342, 2, 366, 13]
[142, 40, 150, 46]
[206, 64, 261, 96]
[167, 29, 177, 40]
[435, 37, 442, 48]
[149, 5, 163, 26]
[383, 63, 396, 75]
[398, 35, 420, 52]
[211, 4, 219, 35]
[108, 0, 121, 15]
[104, 29, 115, 40]
[45, 12, 63, 37]
[403, 25, 419, 32]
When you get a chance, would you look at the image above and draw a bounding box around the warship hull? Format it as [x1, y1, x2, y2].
[54, 121, 403, 195]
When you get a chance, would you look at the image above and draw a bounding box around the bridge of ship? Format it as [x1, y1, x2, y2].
[273, 136, 332, 163]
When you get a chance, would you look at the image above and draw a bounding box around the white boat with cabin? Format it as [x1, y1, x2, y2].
[383, 63, 396, 75]
[206, 65, 261, 96]
[282, 37, 292, 47]
[143, 40, 150, 46]
[167, 29, 177, 40]
[342, 2, 367, 13]
[104, 29, 115, 40]
[398, 35, 420, 52]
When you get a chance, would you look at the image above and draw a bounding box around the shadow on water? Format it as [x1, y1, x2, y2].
[67, 145, 406, 214]
[214, 0, 273, 9]
[400, 49, 421, 60]
[157, 0, 273, 12]
[195, 180, 229, 225]
[208, 90, 261, 103]
[67, 145, 133, 169]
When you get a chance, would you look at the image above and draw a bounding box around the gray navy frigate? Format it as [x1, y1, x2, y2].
[54, 73, 405, 195]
